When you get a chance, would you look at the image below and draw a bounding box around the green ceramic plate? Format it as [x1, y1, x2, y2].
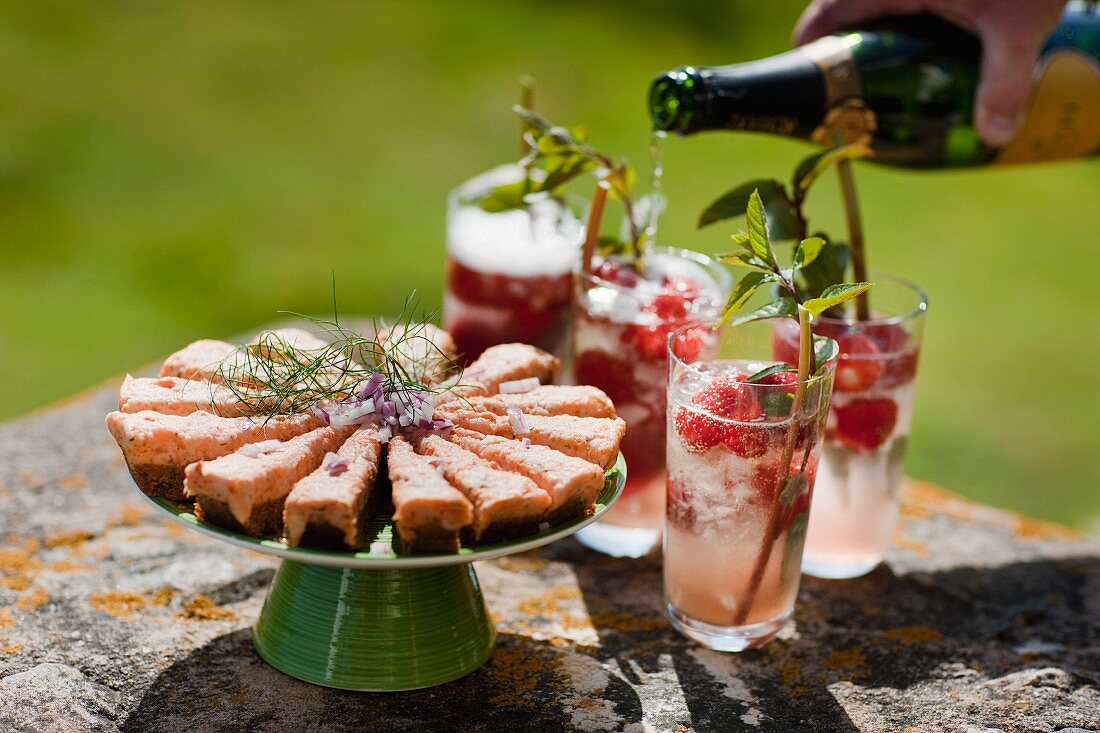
[139, 453, 626, 569]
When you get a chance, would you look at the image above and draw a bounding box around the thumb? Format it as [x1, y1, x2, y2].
[974, 28, 1043, 147]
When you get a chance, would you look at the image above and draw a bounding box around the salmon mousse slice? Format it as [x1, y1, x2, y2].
[412, 433, 551, 543]
[387, 436, 473, 553]
[118, 375, 250, 417]
[450, 344, 560, 398]
[447, 428, 605, 523]
[283, 428, 383, 550]
[159, 340, 236, 383]
[455, 385, 616, 419]
[442, 410, 625, 471]
[184, 425, 356, 537]
[105, 410, 323, 500]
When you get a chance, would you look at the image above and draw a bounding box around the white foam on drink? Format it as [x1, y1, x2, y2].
[448, 164, 583, 277]
[579, 251, 726, 325]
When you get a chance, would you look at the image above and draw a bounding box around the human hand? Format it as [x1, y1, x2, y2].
[793, 0, 1068, 146]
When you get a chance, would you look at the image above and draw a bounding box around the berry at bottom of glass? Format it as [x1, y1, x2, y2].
[664, 319, 835, 651]
[772, 275, 927, 579]
[443, 164, 582, 363]
[572, 247, 730, 557]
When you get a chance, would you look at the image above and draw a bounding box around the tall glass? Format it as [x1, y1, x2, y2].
[665, 319, 836, 651]
[772, 276, 928, 579]
[443, 164, 583, 363]
[572, 247, 731, 557]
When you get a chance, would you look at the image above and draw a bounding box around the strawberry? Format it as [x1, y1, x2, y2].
[881, 349, 920, 386]
[593, 260, 640, 288]
[574, 349, 635, 405]
[750, 461, 783, 507]
[662, 275, 702, 295]
[725, 423, 774, 458]
[670, 324, 709, 362]
[693, 375, 764, 422]
[834, 398, 898, 451]
[674, 406, 726, 453]
[833, 333, 884, 392]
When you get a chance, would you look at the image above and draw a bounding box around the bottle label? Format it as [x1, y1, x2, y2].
[996, 49, 1100, 164]
[800, 36, 877, 146]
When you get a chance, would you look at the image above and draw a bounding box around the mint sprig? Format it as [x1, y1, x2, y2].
[699, 142, 871, 309]
[469, 105, 648, 265]
[717, 189, 873, 628]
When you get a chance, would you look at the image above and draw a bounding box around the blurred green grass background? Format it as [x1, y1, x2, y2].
[1, 1, 1097, 528]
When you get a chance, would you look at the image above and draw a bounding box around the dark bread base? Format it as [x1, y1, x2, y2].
[467, 515, 546, 545]
[397, 524, 461, 554]
[546, 493, 593, 526]
[194, 496, 286, 537]
[126, 463, 187, 501]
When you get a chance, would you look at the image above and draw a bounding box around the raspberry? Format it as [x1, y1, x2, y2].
[621, 323, 673, 361]
[674, 406, 726, 452]
[833, 333, 885, 392]
[573, 350, 635, 405]
[648, 292, 692, 321]
[693, 375, 764, 422]
[666, 478, 696, 531]
[834, 398, 898, 451]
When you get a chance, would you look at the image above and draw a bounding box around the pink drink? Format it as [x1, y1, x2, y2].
[444, 165, 583, 363]
[665, 322, 835, 651]
[773, 277, 927, 578]
[572, 248, 730, 557]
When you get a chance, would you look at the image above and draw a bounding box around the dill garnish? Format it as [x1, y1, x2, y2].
[213, 291, 461, 420]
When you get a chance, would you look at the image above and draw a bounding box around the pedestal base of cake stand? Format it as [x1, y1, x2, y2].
[252, 560, 496, 691]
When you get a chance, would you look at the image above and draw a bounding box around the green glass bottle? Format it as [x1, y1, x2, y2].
[649, 2, 1100, 167]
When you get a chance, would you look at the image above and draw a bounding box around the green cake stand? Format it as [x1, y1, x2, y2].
[140, 454, 625, 691]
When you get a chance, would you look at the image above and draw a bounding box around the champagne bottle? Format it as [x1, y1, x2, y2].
[649, 2, 1100, 167]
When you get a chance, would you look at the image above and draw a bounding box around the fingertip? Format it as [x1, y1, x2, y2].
[975, 109, 1023, 148]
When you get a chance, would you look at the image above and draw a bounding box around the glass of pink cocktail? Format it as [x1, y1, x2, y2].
[444, 164, 584, 363]
[772, 276, 927, 579]
[665, 318, 836, 650]
[573, 247, 730, 557]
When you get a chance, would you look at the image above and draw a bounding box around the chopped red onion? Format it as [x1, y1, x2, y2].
[239, 439, 283, 458]
[237, 417, 256, 432]
[499, 377, 540, 394]
[368, 541, 393, 555]
[507, 406, 529, 436]
[359, 373, 385, 400]
[310, 404, 331, 426]
[522, 437, 531, 448]
[321, 452, 349, 477]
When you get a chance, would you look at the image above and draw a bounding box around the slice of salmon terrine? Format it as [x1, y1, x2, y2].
[451, 344, 560, 398]
[376, 323, 458, 386]
[249, 328, 329, 358]
[447, 428, 605, 523]
[105, 410, 322, 500]
[412, 433, 550, 542]
[159, 339, 236, 383]
[118, 375, 248, 417]
[443, 410, 625, 470]
[184, 425, 354, 536]
[457, 385, 616, 419]
[387, 436, 473, 553]
[283, 428, 383, 549]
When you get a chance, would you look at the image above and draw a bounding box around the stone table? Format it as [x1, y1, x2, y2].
[1, 375, 1098, 732]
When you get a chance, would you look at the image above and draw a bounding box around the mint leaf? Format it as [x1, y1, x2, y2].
[813, 334, 839, 370]
[793, 237, 826, 270]
[792, 142, 872, 195]
[720, 271, 774, 323]
[718, 248, 772, 273]
[781, 509, 809, 587]
[746, 363, 797, 383]
[698, 179, 788, 228]
[731, 296, 797, 326]
[798, 236, 850, 300]
[606, 163, 636, 201]
[778, 473, 807, 507]
[745, 189, 773, 263]
[802, 282, 873, 317]
[540, 153, 598, 191]
[761, 391, 794, 417]
[474, 180, 532, 212]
